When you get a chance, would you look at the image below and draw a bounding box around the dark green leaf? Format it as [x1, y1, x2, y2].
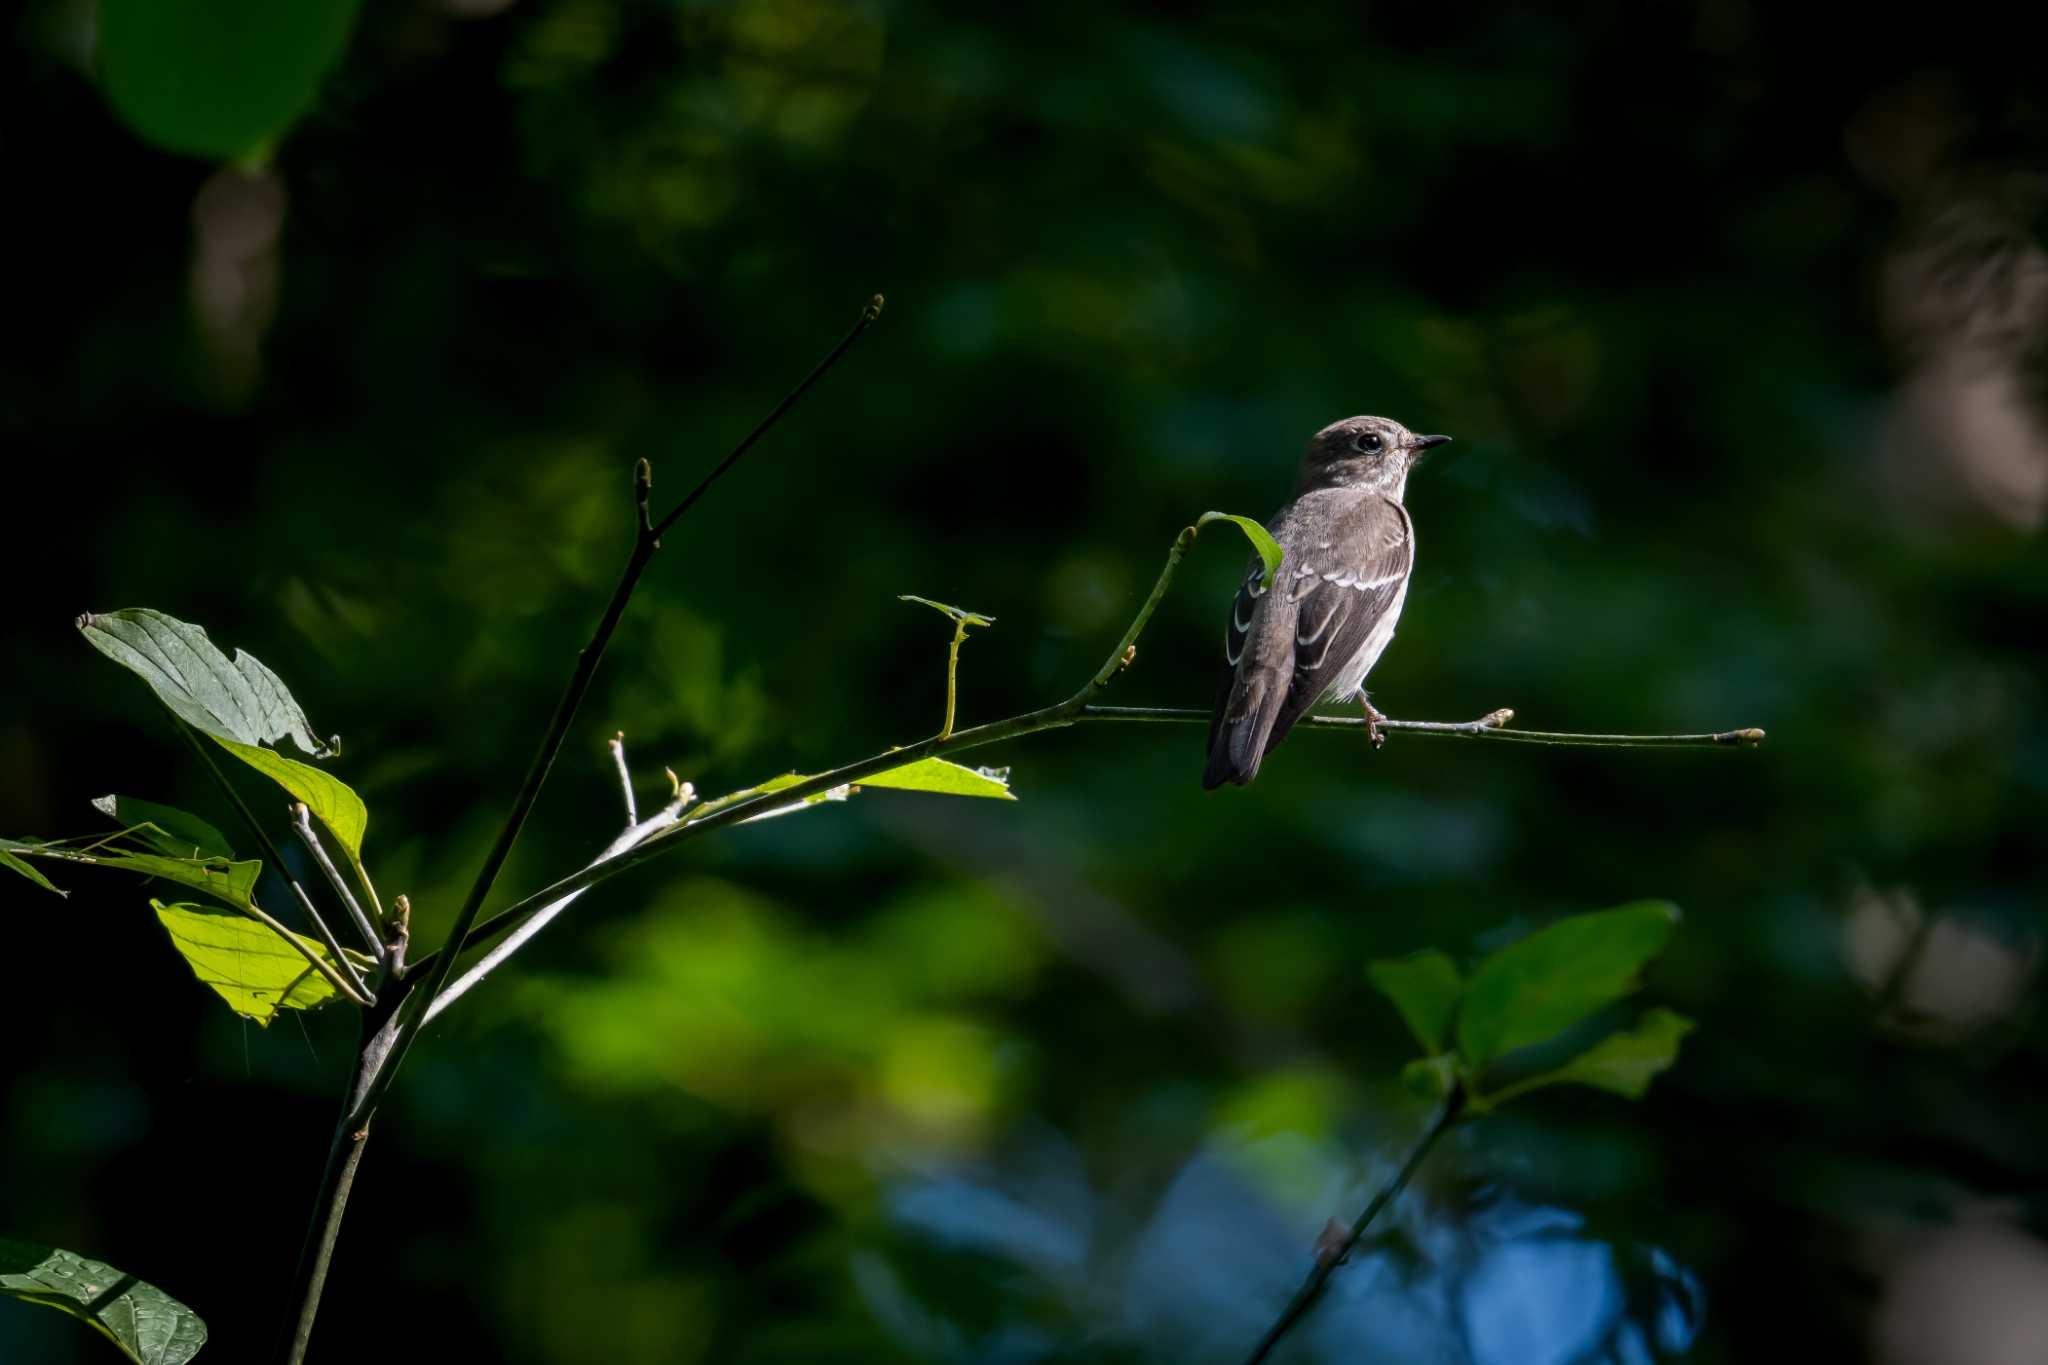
[0, 847, 66, 897]
[9, 841, 260, 913]
[98, 0, 363, 160]
[1456, 901, 1682, 1066]
[898, 595, 996, 627]
[90, 796, 235, 861]
[77, 609, 334, 756]
[1196, 511, 1284, 589]
[0, 1237, 207, 1364]
[1477, 1008, 1696, 1109]
[1367, 951, 1463, 1054]
[1401, 1053, 1459, 1100]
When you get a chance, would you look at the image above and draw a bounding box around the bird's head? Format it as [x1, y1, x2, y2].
[1296, 415, 1450, 496]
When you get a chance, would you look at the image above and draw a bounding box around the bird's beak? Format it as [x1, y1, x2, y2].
[1406, 433, 1451, 458]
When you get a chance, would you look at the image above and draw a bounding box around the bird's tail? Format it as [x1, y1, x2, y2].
[1203, 669, 1284, 789]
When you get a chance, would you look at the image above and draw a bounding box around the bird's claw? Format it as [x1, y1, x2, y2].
[1363, 701, 1387, 750]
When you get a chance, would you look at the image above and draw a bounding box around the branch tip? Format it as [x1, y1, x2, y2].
[865, 293, 885, 321]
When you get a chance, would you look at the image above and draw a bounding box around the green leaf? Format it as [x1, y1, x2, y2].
[153, 900, 357, 1024]
[861, 757, 1015, 800]
[214, 739, 368, 866]
[99, 0, 363, 161]
[1401, 1053, 1459, 1100]
[1367, 951, 1464, 1054]
[1456, 901, 1682, 1066]
[9, 841, 260, 914]
[0, 847, 66, 897]
[90, 796, 235, 861]
[0, 1236, 207, 1365]
[1477, 1008, 1695, 1109]
[77, 609, 334, 756]
[1197, 511, 1285, 590]
[898, 595, 996, 627]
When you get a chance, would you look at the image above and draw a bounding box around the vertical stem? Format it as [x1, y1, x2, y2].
[1241, 1093, 1463, 1365]
[276, 1018, 383, 1365]
[940, 620, 965, 740]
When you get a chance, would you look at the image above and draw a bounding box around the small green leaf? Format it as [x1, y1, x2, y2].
[91, 796, 235, 861]
[214, 738, 368, 866]
[0, 847, 66, 897]
[153, 900, 361, 1024]
[1456, 901, 1682, 1066]
[77, 609, 334, 756]
[1476, 1008, 1695, 1109]
[861, 757, 1015, 800]
[99, 0, 363, 161]
[1197, 511, 1285, 590]
[1401, 1053, 1459, 1100]
[1368, 951, 1464, 1054]
[898, 595, 996, 627]
[0, 1236, 207, 1365]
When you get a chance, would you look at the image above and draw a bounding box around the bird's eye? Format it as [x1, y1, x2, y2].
[1353, 431, 1382, 453]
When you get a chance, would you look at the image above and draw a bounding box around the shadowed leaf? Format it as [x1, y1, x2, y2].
[1477, 1008, 1696, 1109]
[0, 1237, 207, 1365]
[0, 846, 66, 896]
[1368, 951, 1464, 1054]
[77, 609, 334, 756]
[90, 796, 234, 861]
[99, 0, 363, 160]
[1457, 901, 1682, 1066]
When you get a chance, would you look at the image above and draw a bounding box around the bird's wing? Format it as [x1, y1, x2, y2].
[1204, 495, 1413, 787]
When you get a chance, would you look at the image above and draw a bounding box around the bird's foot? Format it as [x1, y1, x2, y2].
[1362, 699, 1387, 750]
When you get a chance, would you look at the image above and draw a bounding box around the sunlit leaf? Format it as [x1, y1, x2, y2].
[99, 0, 363, 160]
[1457, 901, 1682, 1066]
[152, 900, 361, 1024]
[0, 1236, 207, 1365]
[0, 847, 66, 897]
[77, 609, 334, 756]
[1368, 951, 1463, 1054]
[90, 796, 234, 861]
[1197, 511, 1284, 589]
[215, 739, 368, 866]
[861, 757, 1015, 800]
[1477, 1008, 1696, 1109]
[898, 595, 996, 627]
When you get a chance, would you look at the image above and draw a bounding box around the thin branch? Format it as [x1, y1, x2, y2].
[426, 777, 694, 1024]
[1242, 1093, 1465, 1365]
[1080, 705, 1768, 749]
[291, 803, 383, 961]
[651, 295, 884, 540]
[941, 618, 966, 741]
[171, 716, 376, 1006]
[609, 732, 637, 825]
[272, 297, 884, 1365]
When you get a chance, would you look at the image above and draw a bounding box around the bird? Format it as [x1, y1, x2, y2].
[1203, 415, 1450, 789]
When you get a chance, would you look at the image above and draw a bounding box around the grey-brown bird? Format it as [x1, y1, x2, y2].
[1203, 415, 1449, 789]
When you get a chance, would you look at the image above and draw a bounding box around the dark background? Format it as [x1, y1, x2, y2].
[5, 2, 2047, 1361]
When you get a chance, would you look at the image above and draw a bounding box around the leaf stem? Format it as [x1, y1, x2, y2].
[940, 619, 966, 740]
[1241, 1092, 1464, 1365]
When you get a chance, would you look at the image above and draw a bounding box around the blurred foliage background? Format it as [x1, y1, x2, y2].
[4, 0, 2048, 1361]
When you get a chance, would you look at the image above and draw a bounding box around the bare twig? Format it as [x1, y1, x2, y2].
[609, 732, 637, 825]
[1242, 1093, 1465, 1365]
[291, 803, 383, 961]
[1080, 705, 1767, 749]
